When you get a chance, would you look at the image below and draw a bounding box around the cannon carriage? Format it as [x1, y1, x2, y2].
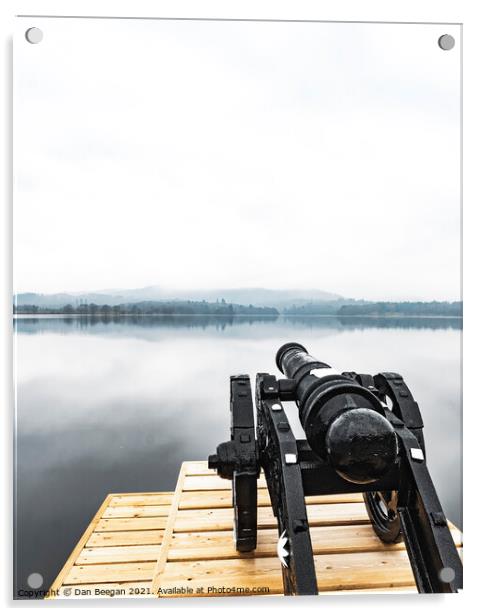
[209, 343, 462, 594]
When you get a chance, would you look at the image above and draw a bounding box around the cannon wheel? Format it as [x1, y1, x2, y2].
[364, 490, 402, 543]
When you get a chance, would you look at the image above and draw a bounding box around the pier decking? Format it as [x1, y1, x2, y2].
[49, 461, 462, 598]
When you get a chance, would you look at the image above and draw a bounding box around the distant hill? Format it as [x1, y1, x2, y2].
[14, 287, 343, 309]
[14, 292, 127, 308]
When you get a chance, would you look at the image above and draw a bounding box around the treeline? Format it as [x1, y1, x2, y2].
[283, 301, 355, 315]
[13, 299, 279, 317]
[338, 301, 462, 317]
[284, 301, 462, 317]
[14, 300, 462, 318]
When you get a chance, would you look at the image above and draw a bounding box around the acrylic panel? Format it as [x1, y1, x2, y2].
[14, 17, 461, 598]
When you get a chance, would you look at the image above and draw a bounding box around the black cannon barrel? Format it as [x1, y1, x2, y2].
[276, 343, 398, 484]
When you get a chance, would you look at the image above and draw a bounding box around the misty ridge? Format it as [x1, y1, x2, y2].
[15, 287, 341, 309]
[13, 287, 462, 318]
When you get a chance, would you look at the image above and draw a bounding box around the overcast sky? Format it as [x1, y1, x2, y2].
[14, 18, 460, 300]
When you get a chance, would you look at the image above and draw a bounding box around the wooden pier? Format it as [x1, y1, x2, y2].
[49, 461, 462, 598]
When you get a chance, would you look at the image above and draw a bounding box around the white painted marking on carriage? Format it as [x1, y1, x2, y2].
[277, 531, 289, 568]
[410, 448, 425, 461]
[285, 453, 297, 464]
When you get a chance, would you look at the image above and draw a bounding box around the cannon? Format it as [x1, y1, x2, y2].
[208, 342, 462, 594]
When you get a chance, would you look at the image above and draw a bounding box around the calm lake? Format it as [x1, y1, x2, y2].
[14, 315, 462, 597]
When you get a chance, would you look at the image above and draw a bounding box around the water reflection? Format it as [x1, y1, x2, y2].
[14, 313, 462, 336]
[14, 315, 462, 597]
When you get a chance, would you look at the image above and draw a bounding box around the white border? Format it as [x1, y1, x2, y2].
[2, 1, 481, 613]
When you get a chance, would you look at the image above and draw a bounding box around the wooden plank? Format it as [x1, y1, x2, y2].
[319, 586, 418, 594]
[183, 474, 266, 491]
[64, 562, 155, 585]
[87, 530, 164, 547]
[168, 525, 463, 561]
[109, 494, 173, 507]
[313, 550, 417, 591]
[108, 491, 171, 496]
[174, 502, 369, 533]
[156, 551, 417, 596]
[96, 517, 167, 532]
[183, 461, 216, 476]
[179, 489, 363, 510]
[150, 463, 187, 593]
[48, 494, 113, 595]
[183, 461, 268, 478]
[77, 545, 160, 565]
[103, 505, 171, 518]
